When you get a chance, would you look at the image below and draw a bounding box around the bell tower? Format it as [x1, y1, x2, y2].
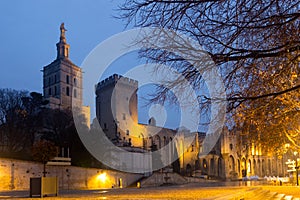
[43, 23, 83, 109]
[56, 23, 70, 59]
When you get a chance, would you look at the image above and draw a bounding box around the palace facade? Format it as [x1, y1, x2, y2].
[43, 24, 285, 180]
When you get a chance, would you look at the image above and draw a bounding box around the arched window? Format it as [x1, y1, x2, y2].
[163, 136, 167, 145]
[66, 87, 70, 96]
[74, 89, 77, 98]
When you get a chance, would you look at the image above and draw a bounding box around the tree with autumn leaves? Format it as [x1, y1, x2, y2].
[31, 140, 58, 177]
[119, 0, 300, 153]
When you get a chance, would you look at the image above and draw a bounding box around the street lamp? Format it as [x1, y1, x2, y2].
[294, 151, 299, 186]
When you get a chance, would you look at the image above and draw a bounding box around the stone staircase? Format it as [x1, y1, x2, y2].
[140, 172, 188, 187]
[210, 187, 300, 200]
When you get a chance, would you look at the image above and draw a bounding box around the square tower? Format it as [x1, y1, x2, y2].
[95, 74, 138, 143]
[43, 23, 83, 109]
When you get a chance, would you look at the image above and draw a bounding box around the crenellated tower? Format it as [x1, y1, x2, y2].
[95, 74, 138, 144]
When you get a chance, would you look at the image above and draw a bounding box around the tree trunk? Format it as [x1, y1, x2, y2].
[43, 163, 46, 177]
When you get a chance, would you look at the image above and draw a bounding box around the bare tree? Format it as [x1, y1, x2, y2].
[0, 89, 48, 157]
[41, 109, 74, 148]
[119, 0, 300, 151]
[0, 89, 30, 154]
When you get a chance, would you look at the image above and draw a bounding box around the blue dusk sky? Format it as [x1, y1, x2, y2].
[0, 0, 125, 91]
[0, 0, 190, 130]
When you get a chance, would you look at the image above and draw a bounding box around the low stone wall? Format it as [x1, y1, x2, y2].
[0, 158, 143, 191]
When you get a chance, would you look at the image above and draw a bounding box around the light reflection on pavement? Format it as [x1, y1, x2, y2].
[1, 181, 297, 200]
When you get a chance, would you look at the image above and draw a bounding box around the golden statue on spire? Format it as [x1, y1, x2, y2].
[60, 23, 67, 43]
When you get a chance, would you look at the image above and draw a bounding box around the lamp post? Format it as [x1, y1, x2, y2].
[294, 151, 299, 186]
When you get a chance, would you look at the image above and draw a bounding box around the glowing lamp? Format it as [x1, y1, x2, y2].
[97, 173, 107, 182]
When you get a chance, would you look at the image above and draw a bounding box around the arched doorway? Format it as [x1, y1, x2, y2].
[210, 158, 215, 176]
[272, 158, 277, 175]
[253, 159, 256, 175]
[218, 158, 222, 177]
[186, 164, 192, 176]
[241, 158, 247, 177]
[169, 137, 173, 162]
[229, 155, 235, 172]
[257, 159, 261, 176]
[247, 159, 251, 175]
[202, 159, 208, 174]
[195, 160, 200, 170]
[268, 159, 271, 175]
[154, 135, 161, 149]
[262, 159, 265, 175]
[237, 159, 241, 176]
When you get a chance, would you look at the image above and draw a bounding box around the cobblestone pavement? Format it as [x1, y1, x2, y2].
[1, 183, 300, 200]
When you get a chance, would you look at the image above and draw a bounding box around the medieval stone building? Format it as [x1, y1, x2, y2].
[43, 24, 284, 180]
[94, 71, 285, 180]
[42, 23, 90, 127]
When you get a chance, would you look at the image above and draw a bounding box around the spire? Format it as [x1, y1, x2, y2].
[56, 23, 70, 59]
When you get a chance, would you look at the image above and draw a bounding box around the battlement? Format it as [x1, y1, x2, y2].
[95, 74, 138, 92]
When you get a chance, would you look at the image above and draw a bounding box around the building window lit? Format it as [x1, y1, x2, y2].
[203, 159, 207, 169]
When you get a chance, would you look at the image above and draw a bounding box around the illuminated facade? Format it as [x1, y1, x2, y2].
[95, 74, 200, 174]
[221, 128, 284, 180]
[41, 23, 282, 179]
[95, 74, 284, 179]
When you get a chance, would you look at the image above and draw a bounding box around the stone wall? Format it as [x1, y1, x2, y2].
[0, 158, 143, 191]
